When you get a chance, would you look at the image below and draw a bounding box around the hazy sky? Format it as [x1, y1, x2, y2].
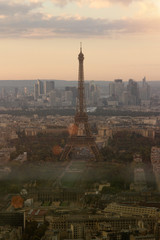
[0, 0, 160, 81]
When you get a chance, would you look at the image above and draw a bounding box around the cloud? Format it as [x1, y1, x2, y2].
[135, 1, 159, 18]
[0, 1, 41, 16]
[50, 0, 143, 8]
[0, 1, 160, 38]
[3, 0, 153, 9]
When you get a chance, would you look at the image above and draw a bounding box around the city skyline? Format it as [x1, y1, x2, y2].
[0, 0, 160, 81]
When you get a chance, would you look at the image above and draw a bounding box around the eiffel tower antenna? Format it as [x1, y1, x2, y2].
[60, 46, 101, 161]
[80, 42, 82, 52]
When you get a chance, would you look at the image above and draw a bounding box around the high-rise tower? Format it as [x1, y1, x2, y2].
[60, 45, 101, 161]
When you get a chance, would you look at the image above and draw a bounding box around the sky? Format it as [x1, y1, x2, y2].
[0, 0, 160, 81]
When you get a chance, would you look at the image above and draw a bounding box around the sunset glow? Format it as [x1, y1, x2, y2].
[0, 0, 160, 81]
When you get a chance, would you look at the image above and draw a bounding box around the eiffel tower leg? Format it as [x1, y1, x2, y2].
[60, 145, 72, 161]
[84, 122, 102, 161]
[84, 122, 92, 136]
[90, 144, 102, 161]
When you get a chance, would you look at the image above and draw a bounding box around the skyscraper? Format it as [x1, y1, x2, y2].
[127, 79, 139, 105]
[140, 77, 151, 101]
[34, 83, 38, 100]
[109, 82, 115, 97]
[114, 79, 124, 101]
[37, 79, 44, 96]
[44, 81, 55, 95]
[65, 87, 77, 106]
[109, 79, 124, 104]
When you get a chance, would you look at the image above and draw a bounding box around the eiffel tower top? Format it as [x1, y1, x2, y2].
[76, 43, 86, 117]
[80, 42, 82, 52]
[78, 42, 84, 61]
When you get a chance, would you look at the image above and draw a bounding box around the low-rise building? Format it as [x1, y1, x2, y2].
[104, 203, 159, 217]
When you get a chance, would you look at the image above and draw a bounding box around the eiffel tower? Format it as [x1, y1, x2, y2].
[60, 44, 101, 161]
